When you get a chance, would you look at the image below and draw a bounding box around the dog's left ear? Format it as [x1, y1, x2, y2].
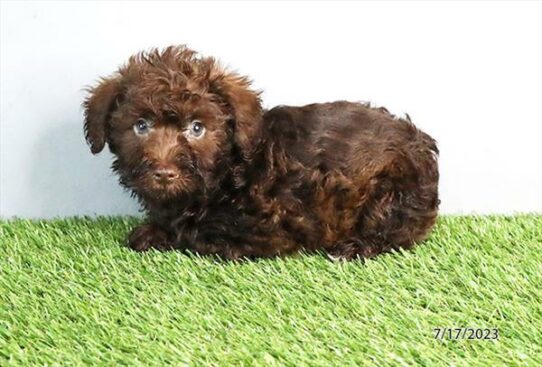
[209, 67, 263, 159]
[83, 76, 122, 154]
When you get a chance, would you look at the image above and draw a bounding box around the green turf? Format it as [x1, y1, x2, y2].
[0, 216, 541, 366]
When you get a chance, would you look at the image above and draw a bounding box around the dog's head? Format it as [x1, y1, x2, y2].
[83, 46, 262, 201]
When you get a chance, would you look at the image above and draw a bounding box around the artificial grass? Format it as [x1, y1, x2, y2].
[0, 216, 541, 366]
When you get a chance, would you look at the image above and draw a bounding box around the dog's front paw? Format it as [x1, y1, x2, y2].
[127, 223, 172, 252]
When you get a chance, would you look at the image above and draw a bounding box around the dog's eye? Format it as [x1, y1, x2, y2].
[134, 118, 152, 135]
[186, 120, 205, 138]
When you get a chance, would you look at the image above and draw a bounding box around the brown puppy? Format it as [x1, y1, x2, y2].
[83, 45, 439, 259]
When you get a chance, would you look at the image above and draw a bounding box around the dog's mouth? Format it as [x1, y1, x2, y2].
[139, 174, 193, 200]
[122, 159, 198, 201]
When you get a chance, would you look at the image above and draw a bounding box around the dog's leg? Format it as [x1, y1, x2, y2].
[326, 238, 384, 260]
[127, 222, 174, 252]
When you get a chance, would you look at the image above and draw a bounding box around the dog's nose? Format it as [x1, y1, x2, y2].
[152, 166, 179, 184]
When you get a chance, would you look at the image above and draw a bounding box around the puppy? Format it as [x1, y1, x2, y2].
[83, 45, 439, 259]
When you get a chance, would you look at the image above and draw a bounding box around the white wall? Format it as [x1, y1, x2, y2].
[1, 0, 541, 218]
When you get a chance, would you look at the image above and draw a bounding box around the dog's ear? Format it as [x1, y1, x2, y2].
[83, 76, 122, 154]
[209, 66, 263, 159]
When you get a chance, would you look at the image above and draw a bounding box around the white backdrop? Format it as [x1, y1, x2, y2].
[1, 0, 541, 218]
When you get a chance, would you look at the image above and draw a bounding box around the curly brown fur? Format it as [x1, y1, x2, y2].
[83, 45, 439, 260]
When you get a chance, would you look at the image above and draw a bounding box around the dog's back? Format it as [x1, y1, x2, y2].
[264, 101, 439, 258]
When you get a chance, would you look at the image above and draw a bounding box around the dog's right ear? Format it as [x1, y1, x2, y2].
[83, 76, 122, 154]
